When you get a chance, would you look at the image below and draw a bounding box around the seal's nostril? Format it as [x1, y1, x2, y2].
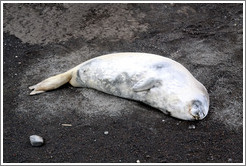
[198, 111, 203, 117]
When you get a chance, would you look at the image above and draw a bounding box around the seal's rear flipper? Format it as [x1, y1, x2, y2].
[29, 85, 43, 95]
[29, 70, 73, 95]
[29, 89, 45, 95]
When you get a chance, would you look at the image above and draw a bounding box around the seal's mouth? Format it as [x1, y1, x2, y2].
[192, 115, 200, 120]
[191, 112, 206, 120]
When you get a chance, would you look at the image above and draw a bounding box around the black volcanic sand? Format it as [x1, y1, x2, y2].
[3, 3, 243, 163]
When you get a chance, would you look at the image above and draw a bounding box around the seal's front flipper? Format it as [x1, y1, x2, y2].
[132, 77, 161, 92]
[29, 70, 73, 95]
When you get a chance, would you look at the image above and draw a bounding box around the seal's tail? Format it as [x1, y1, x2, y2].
[29, 69, 73, 95]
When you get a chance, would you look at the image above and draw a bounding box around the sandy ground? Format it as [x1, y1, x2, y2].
[3, 3, 243, 163]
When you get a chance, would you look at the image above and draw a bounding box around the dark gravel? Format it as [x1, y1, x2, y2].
[3, 3, 243, 163]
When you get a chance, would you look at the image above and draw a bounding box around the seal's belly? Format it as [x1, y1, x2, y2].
[76, 58, 149, 100]
[75, 53, 191, 103]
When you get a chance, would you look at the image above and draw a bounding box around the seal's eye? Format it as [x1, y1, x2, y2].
[190, 100, 205, 120]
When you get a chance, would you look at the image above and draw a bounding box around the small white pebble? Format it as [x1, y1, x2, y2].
[162, 119, 165, 122]
[15, 56, 18, 58]
[18, 62, 21, 64]
[104, 131, 109, 135]
[30, 135, 44, 147]
[188, 125, 196, 129]
[136, 160, 140, 163]
[228, 158, 232, 162]
[14, 73, 17, 76]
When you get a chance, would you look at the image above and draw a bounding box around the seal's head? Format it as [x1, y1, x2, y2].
[171, 77, 210, 121]
[168, 95, 209, 121]
[163, 87, 209, 121]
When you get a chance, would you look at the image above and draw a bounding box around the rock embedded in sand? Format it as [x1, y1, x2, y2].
[29, 135, 44, 147]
